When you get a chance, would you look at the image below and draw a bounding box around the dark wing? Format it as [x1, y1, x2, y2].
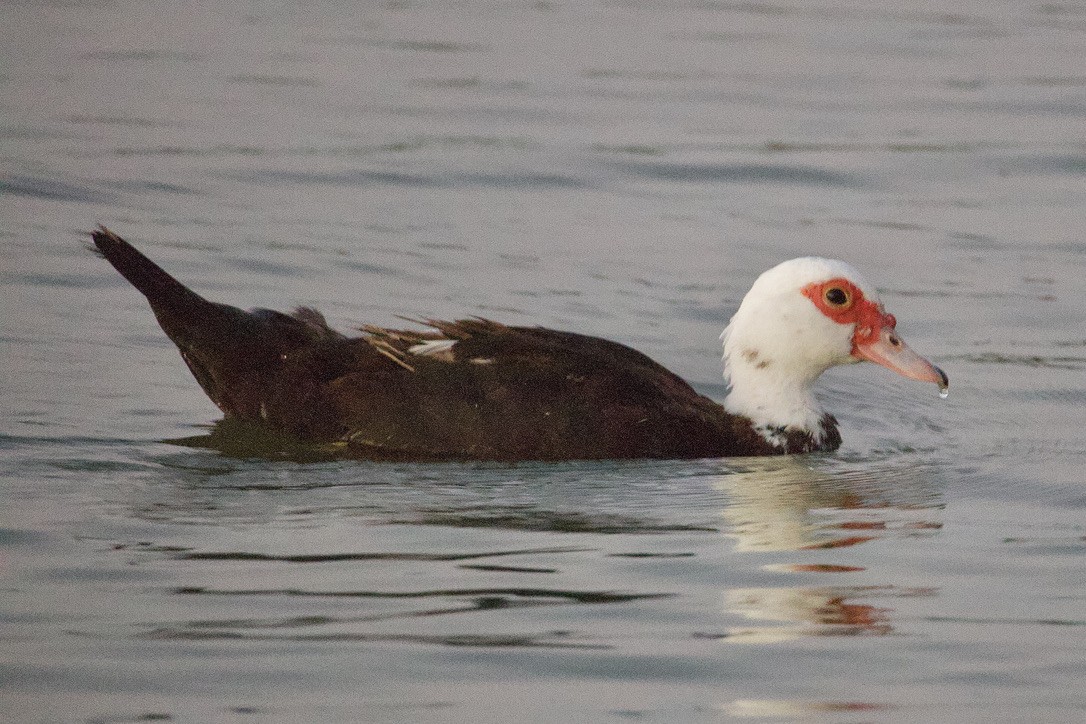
[93, 228, 806, 460]
[263, 320, 764, 461]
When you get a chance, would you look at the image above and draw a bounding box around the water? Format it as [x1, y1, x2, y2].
[2, 0, 1085, 721]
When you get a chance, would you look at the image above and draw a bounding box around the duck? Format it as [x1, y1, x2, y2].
[90, 226, 946, 461]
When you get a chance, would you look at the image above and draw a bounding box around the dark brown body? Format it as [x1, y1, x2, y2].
[91, 227, 840, 461]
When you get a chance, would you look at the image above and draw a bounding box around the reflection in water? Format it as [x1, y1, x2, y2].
[108, 442, 951, 663]
[722, 584, 935, 643]
[725, 699, 892, 718]
[165, 418, 346, 463]
[717, 456, 942, 552]
[714, 457, 942, 642]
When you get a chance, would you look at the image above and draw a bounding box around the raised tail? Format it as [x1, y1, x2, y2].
[90, 226, 342, 419]
[91, 225, 209, 314]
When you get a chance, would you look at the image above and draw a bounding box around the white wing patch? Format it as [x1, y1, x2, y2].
[408, 338, 458, 358]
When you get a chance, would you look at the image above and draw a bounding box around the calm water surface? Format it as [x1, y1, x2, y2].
[2, 1, 1085, 721]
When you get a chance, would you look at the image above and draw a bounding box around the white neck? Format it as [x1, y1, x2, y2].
[722, 350, 828, 442]
[719, 300, 851, 448]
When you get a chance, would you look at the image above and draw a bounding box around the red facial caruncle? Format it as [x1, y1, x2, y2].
[801, 278, 893, 356]
[801, 278, 948, 388]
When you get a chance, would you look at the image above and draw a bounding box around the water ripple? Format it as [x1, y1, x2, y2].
[172, 586, 666, 605]
[177, 546, 587, 563]
[395, 506, 718, 534]
[245, 168, 591, 190]
[0, 175, 114, 203]
[948, 352, 1086, 370]
[615, 161, 862, 187]
[142, 628, 610, 648]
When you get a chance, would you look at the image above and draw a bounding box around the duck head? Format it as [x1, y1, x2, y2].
[721, 257, 947, 448]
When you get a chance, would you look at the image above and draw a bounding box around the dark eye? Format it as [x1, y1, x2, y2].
[824, 287, 849, 306]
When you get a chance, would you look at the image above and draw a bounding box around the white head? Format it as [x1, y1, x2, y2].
[721, 257, 946, 448]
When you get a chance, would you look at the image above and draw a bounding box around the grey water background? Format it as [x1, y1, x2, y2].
[2, 0, 1085, 721]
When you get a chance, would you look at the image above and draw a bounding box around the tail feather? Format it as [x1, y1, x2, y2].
[91, 225, 207, 313]
[90, 226, 345, 419]
[90, 226, 276, 417]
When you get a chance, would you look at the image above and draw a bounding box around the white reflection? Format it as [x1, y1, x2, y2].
[716, 456, 941, 552]
[725, 698, 890, 718]
[725, 585, 894, 643]
[711, 456, 942, 642]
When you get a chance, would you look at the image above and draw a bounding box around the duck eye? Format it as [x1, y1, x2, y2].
[824, 286, 850, 307]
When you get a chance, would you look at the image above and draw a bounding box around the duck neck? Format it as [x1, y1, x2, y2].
[722, 352, 836, 452]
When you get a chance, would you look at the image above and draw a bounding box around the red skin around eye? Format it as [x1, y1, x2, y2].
[801, 278, 896, 356]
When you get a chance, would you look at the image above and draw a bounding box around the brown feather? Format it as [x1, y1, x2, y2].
[91, 228, 841, 461]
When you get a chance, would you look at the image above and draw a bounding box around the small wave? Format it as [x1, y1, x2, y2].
[615, 161, 861, 188]
[107, 179, 202, 196]
[177, 545, 586, 563]
[63, 114, 176, 128]
[0, 528, 49, 547]
[227, 74, 321, 88]
[989, 153, 1086, 176]
[949, 352, 1085, 370]
[394, 506, 718, 535]
[78, 49, 199, 62]
[113, 144, 264, 157]
[236, 167, 591, 191]
[924, 615, 1084, 627]
[172, 585, 663, 605]
[142, 627, 611, 648]
[389, 40, 487, 53]
[0, 175, 114, 203]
